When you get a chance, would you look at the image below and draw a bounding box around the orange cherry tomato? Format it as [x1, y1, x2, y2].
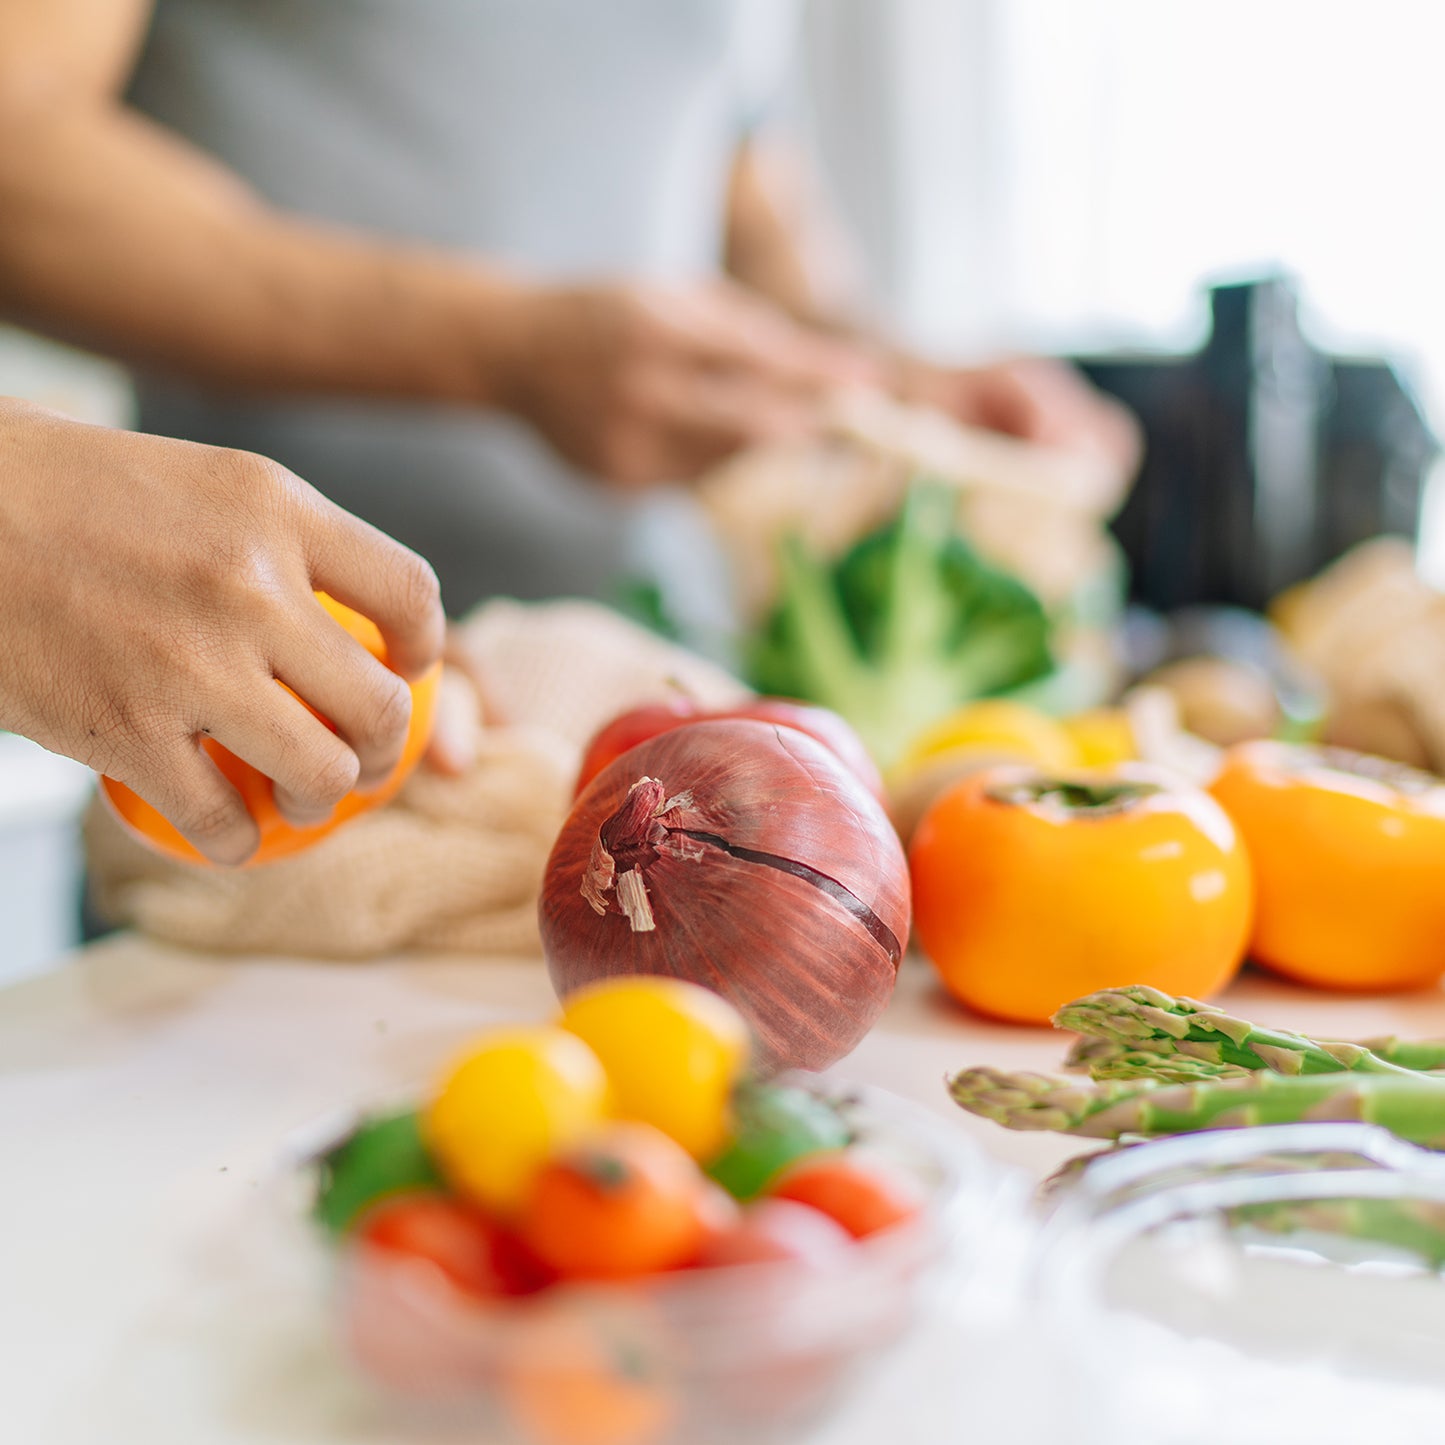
[519, 1123, 725, 1281]
[100, 592, 440, 867]
[1210, 741, 1445, 991]
[768, 1152, 923, 1240]
[909, 765, 1253, 1025]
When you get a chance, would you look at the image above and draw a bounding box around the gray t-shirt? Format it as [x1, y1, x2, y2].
[126, 0, 798, 613]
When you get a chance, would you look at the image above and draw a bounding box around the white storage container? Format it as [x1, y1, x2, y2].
[0, 734, 94, 985]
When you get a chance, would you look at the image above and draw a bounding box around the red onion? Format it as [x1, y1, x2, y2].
[540, 719, 910, 1073]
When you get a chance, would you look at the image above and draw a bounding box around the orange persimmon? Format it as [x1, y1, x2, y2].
[100, 592, 439, 867]
[909, 764, 1253, 1025]
[1210, 741, 1445, 991]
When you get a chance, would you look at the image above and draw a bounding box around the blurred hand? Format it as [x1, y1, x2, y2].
[896, 355, 1143, 475]
[498, 279, 879, 488]
[0, 401, 444, 865]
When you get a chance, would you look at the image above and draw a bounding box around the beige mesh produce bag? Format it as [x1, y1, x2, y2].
[696, 389, 1132, 622]
[85, 600, 748, 959]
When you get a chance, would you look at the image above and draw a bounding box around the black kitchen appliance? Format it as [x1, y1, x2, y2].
[1075, 275, 1438, 612]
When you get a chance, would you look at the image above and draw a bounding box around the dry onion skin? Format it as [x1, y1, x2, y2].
[539, 719, 911, 1073]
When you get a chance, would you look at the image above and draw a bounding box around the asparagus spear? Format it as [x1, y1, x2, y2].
[1042, 1145, 1445, 1267]
[1054, 985, 1432, 1080]
[1065, 1015, 1445, 1083]
[947, 1066, 1445, 1147]
[1353, 1036, 1445, 1073]
[1232, 1195, 1445, 1267]
[1062, 1035, 1131, 1073]
[1088, 1047, 1252, 1084]
[1062, 1035, 1253, 1082]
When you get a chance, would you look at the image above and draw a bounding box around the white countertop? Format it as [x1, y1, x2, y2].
[8, 937, 1445, 1443]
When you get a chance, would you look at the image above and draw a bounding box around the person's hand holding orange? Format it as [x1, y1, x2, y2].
[102, 593, 441, 866]
[0, 399, 444, 866]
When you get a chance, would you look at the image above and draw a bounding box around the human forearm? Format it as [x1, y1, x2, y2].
[0, 0, 873, 490]
[0, 102, 874, 484]
[723, 136, 867, 335]
[0, 99, 530, 405]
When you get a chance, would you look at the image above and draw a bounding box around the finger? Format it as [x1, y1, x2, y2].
[672, 286, 880, 393]
[270, 595, 415, 791]
[623, 367, 825, 481]
[442, 627, 504, 726]
[211, 681, 362, 828]
[638, 367, 820, 450]
[305, 503, 446, 680]
[423, 666, 481, 778]
[121, 742, 261, 867]
[988, 359, 1140, 461]
[967, 366, 1054, 441]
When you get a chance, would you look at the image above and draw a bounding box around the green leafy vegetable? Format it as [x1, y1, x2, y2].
[313, 1109, 444, 1236]
[746, 483, 1056, 768]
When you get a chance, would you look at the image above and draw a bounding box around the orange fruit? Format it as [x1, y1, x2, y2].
[1211, 741, 1445, 990]
[909, 764, 1252, 1024]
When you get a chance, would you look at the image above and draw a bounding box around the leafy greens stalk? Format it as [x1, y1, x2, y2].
[747, 483, 1056, 769]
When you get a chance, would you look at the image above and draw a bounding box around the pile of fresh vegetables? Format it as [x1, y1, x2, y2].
[317, 976, 929, 1439]
[594, 460, 1445, 1041]
[552, 684, 1445, 1053]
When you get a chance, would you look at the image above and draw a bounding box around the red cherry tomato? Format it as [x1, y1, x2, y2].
[574, 698, 884, 801]
[769, 1154, 923, 1240]
[357, 1192, 549, 1297]
[696, 1198, 854, 1270]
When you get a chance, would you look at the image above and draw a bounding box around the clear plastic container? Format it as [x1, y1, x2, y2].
[1035, 1121, 1445, 1392]
[295, 1082, 995, 1445]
